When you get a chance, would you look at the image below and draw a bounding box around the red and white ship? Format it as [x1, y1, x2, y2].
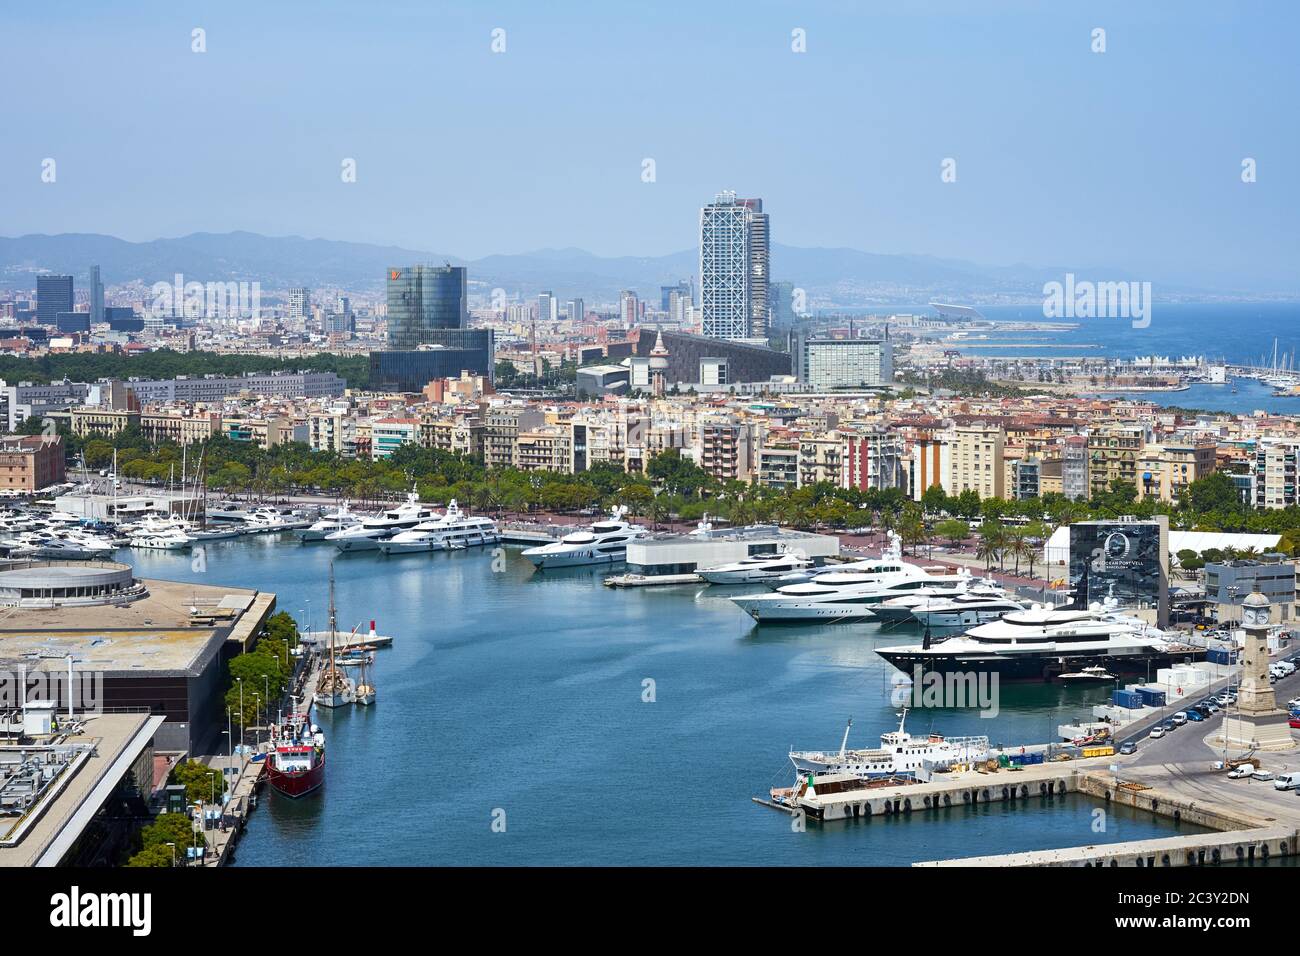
[265, 709, 325, 798]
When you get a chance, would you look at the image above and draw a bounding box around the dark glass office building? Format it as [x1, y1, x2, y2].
[55, 312, 91, 333]
[1067, 519, 1169, 625]
[37, 275, 74, 325]
[370, 330, 495, 392]
[106, 307, 144, 332]
[387, 265, 468, 348]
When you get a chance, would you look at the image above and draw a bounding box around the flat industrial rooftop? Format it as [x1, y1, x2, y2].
[0, 577, 259, 674]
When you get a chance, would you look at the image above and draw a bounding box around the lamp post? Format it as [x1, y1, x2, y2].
[236, 677, 244, 753]
[166, 841, 176, 867]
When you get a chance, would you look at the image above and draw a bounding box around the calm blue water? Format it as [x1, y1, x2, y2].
[122, 537, 1199, 865]
[961, 302, 1300, 367]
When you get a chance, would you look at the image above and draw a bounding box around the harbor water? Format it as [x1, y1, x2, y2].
[126, 537, 1201, 865]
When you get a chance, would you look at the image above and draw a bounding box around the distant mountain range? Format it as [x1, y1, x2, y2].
[0, 231, 1288, 307]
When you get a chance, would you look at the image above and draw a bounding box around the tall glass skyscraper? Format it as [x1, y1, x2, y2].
[387, 265, 467, 348]
[699, 192, 769, 340]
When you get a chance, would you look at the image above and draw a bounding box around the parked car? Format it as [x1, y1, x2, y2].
[1289, 718, 1300, 729]
[1162, 720, 1178, 732]
[1149, 727, 1166, 739]
[1184, 710, 1205, 722]
[1119, 741, 1137, 755]
[1253, 769, 1275, 781]
[1194, 705, 1212, 717]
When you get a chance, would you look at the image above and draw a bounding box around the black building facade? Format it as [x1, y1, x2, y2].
[633, 330, 791, 384]
[370, 329, 495, 392]
[386, 264, 468, 348]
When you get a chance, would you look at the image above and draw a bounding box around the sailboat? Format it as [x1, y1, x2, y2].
[313, 564, 356, 708]
[354, 654, 376, 706]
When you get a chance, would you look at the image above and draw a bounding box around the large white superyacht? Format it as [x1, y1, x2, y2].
[378, 500, 499, 554]
[327, 490, 438, 552]
[521, 506, 648, 569]
[729, 536, 972, 624]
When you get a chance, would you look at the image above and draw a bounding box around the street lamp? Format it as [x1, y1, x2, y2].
[236, 677, 244, 753]
[165, 841, 176, 867]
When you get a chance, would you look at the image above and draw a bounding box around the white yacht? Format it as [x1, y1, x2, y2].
[301, 501, 364, 542]
[870, 571, 988, 623]
[243, 507, 309, 532]
[698, 550, 815, 585]
[378, 500, 499, 554]
[328, 490, 438, 552]
[730, 542, 973, 624]
[521, 507, 648, 569]
[130, 527, 194, 550]
[876, 592, 1202, 682]
[789, 711, 990, 780]
[910, 588, 1027, 629]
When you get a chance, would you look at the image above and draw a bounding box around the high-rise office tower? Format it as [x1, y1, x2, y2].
[89, 265, 104, 325]
[619, 290, 639, 327]
[288, 288, 310, 319]
[568, 298, 585, 323]
[386, 265, 468, 348]
[537, 291, 557, 324]
[36, 275, 74, 326]
[769, 281, 795, 332]
[660, 279, 692, 312]
[700, 192, 770, 340]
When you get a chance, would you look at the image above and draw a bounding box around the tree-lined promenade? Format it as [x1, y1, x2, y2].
[57, 425, 1300, 561]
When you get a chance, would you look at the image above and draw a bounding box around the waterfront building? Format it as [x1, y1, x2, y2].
[223, 415, 295, 449]
[624, 526, 840, 580]
[0, 434, 65, 492]
[387, 265, 468, 348]
[419, 413, 485, 460]
[841, 428, 906, 491]
[309, 407, 359, 458]
[798, 432, 841, 488]
[36, 274, 73, 326]
[515, 426, 573, 473]
[908, 433, 947, 502]
[1204, 554, 1297, 624]
[1066, 516, 1169, 627]
[122, 371, 346, 404]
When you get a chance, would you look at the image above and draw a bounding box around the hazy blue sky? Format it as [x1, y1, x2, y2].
[3, 1, 1296, 286]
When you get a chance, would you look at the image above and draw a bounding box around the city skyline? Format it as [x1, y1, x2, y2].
[2, 1, 1297, 292]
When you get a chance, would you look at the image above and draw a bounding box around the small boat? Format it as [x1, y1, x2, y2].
[1058, 665, 1117, 682]
[354, 655, 376, 707]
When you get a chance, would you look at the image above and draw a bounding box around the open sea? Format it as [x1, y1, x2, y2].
[928, 301, 1300, 415]
[120, 537, 1202, 866]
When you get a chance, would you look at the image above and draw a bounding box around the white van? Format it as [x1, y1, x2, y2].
[1274, 772, 1300, 791]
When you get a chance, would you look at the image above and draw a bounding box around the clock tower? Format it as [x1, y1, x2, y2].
[1217, 590, 1294, 752]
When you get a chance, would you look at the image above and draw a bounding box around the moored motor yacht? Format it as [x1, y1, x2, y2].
[521, 506, 647, 569]
[377, 500, 498, 554]
[698, 550, 815, 585]
[909, 588, 1028, 628]
[876, 586, 1203, 682]
[301, 500, 364, 542]
[328, 489, 438, 552]
[789, 709, 990, 780]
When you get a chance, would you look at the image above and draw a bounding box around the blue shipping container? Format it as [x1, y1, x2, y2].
[1113, 689, 1144, 708]
[1138, 688, 1166, 707]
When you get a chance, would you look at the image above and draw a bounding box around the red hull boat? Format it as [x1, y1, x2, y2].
[266, 712, 325, 798]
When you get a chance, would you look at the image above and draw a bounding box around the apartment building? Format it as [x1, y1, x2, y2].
[515, 426, 572, 473]
[419, 414, 485, 460]
[70, 407, 139, 438]
[309, 407, 358, 459]
[841, 428, 905, 491]
[485, 405, 545, 469]
[798, 432, 841, 488]
[944, 422, 1005, 499]
[1255, 439, 1300, 510]
[1136, 441, 1217, 502]
[1061, 435, 1089, 500]
[756, 446, 799, 490]
[140, 409, 223, 446]
[1087, 423, 1144, 496]
[371, 418, 420, 460]
[223, 416, 294, 449]
[701, 417, 754, 483]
